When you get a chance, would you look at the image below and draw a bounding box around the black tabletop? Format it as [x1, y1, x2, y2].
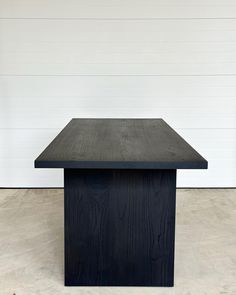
[35, 119, 207, 169]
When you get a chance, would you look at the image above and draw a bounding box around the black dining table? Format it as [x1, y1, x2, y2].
[35, 118, 207, 287]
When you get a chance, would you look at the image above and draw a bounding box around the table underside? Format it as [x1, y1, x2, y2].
[64, 169, 176, 286]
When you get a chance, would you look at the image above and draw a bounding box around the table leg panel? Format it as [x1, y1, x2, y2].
[64, 169, 176, 286]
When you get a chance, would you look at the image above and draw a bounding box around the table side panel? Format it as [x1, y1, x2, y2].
[64, 169, 176, 286]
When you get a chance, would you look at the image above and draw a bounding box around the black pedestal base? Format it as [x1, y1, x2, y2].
[64, 169, 176, 286]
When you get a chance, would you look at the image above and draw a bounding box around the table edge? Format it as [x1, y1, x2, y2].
[35, 159, 208, 169]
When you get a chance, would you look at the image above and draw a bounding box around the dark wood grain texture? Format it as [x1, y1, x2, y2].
[35, 119, 207, 287]
[64, 169, 176, 286]
[35, 119, 207, 169]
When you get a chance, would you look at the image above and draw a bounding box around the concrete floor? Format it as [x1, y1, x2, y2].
[0, 189, 235, 295]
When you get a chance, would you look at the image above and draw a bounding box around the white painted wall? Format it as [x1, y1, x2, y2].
[0, 1, 236, 187]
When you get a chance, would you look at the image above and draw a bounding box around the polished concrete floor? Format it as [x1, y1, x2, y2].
[0, 188, 235, 295]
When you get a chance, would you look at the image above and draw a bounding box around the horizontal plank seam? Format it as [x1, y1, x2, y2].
[1, 17, 236, 20]
[1, 74, 236, 77]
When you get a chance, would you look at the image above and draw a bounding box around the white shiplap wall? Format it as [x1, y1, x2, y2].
[0, 1, 236, 187]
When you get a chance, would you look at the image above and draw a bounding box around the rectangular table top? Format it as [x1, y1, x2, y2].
[35, 119, 207, 169]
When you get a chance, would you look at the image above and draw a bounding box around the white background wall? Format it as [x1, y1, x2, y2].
[0, 0, 236, 187]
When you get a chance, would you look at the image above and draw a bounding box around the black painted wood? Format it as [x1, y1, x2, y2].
[35, 119, 207, 169]
[64, 169, 176, 286]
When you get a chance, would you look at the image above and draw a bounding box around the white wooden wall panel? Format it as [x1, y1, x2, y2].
[1, 105, 235, 129]
[0, 2, 235, 187]
[1, 0, 236, 18]
[1, 76, 235, 129]
[0, 160, 63, 187]
[1, 20, 236, 75]
[1, 76, 235, 100]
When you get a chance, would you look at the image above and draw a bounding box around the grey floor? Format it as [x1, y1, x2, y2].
[0, 189, 235, 295]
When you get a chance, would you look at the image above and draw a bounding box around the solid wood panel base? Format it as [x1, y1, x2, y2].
[64, 169, 176, 287]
